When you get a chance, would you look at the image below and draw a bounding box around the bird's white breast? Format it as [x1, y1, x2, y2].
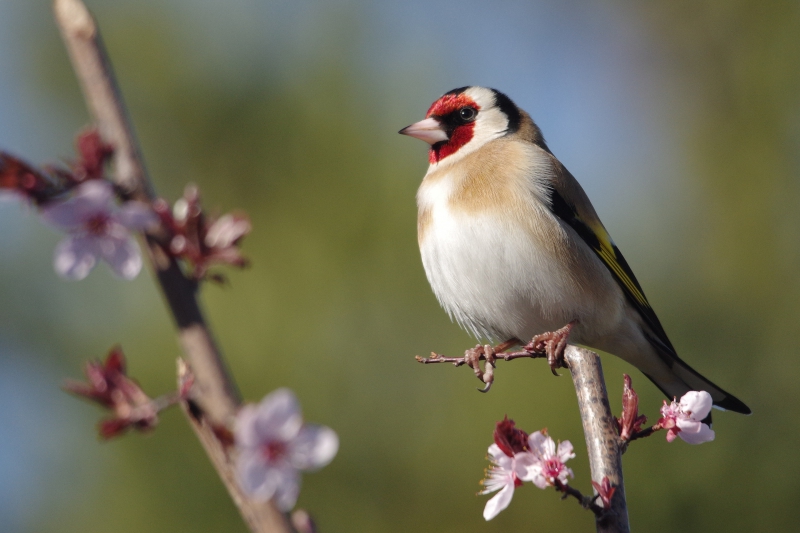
[417, 145, 620, 342]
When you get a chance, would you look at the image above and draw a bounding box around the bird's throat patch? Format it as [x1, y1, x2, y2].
[429, 122, 475, 164]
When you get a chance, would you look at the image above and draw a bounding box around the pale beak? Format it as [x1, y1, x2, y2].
[399, 117, 449, 145]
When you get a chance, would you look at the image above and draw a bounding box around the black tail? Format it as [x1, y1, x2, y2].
[647, 339, 751, 414]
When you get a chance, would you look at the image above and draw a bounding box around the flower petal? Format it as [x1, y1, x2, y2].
[272, 469, 302, 511]
[665, 428, 679, 443]
[73, 179, 115, 205]
[483, 482, 514, 521]
[205, 214, 251, 248]
[527, 431, 547, 454]
[253, 388, 303, 442]
[481, 466, 512, 495]
[678, 422, 715, 445]
[679, 391, 713, 421]
[557, 466, 574, 485]
[42, 199, 91, 230]
[557, 440, 576, 462]
[675, 417, 702, 434]
[512, 451, 537, 474]
[237, 453, 300, 506]
[236, 451, 278, 499]
[290, 424, 339, 471]
[525, 464, 549, 489]
[487, 443, 505, 460]
[42, 180, 114, 230]
[487, 444, 514, 471]
[118, 201, 158, 230]
[96, 235, 143, 280]
[53, 235, 99, 280]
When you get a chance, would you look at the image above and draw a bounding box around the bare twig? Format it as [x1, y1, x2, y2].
[53, 1, 292, 531]
[565, 346, 630, 533]
[624, 423, 661, 447]
[554, 481, 604, 516]
[417, 342, 548, 392]
[415, 349, 545, 366]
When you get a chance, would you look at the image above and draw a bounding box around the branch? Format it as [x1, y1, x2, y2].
[53, 1, 293, 531]
[554, 480, 605, 516]
[415, 349, 544, 365]
[565, 346, 630, 533]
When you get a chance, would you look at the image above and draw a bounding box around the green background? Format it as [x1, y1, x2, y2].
[0, 1, 798, 531]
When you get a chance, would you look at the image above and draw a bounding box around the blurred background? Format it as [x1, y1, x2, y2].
[1, 0, 798, 531]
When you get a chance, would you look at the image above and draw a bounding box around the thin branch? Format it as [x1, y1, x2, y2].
[53, 1, 292, 531]
[555, 481, 604, 516]
[565, 346, 630, 533]
[621, 423, 662, 454]
[415, 349, 545, 365]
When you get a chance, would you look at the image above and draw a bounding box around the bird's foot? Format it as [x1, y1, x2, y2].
[524, 320, 577, 376]
[464, 344, 497, 392]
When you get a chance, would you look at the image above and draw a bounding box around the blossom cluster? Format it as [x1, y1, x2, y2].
[1, 129, 251, 281]
[617, 375, 716, 445]
[480, 417, 575, 520]
[481, 384, 717, 521]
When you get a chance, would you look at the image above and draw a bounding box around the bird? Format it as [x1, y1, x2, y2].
[399, 86, 750, 414]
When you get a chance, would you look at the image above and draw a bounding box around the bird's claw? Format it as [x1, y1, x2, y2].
[464, 344, 496, 392]
[524, 320, 576, 376]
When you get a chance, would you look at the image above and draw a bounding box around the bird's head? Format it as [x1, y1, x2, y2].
[399, 86, 522, 165]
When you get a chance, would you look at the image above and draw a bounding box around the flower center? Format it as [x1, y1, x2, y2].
[262, 440, 287, 463]
[542, 457, 563, 480]
[85, 213, 111, 235]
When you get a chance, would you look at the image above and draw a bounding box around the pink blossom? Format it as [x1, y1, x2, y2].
[235, 389, 338, 511]
[525, 431, 575, 489]
[41, 180, 156, 280]
[480, 443, 536, 520]
[658, 391, 716, 444]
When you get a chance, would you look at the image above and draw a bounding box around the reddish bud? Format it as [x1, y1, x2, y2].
[591, 476, 617, 509]
[64, 346, 158, 440]
[75, 129, 113, 181]
[617, 374, 647, 441]
[155, 185, 251, 280]
[493, 416, 529, 456]
[0, 153, 58, 205]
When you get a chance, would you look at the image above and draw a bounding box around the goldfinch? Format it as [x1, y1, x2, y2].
[400, 86, 750, 414]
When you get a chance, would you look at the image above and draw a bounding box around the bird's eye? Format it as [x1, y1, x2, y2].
[459, 107, 477, 122]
